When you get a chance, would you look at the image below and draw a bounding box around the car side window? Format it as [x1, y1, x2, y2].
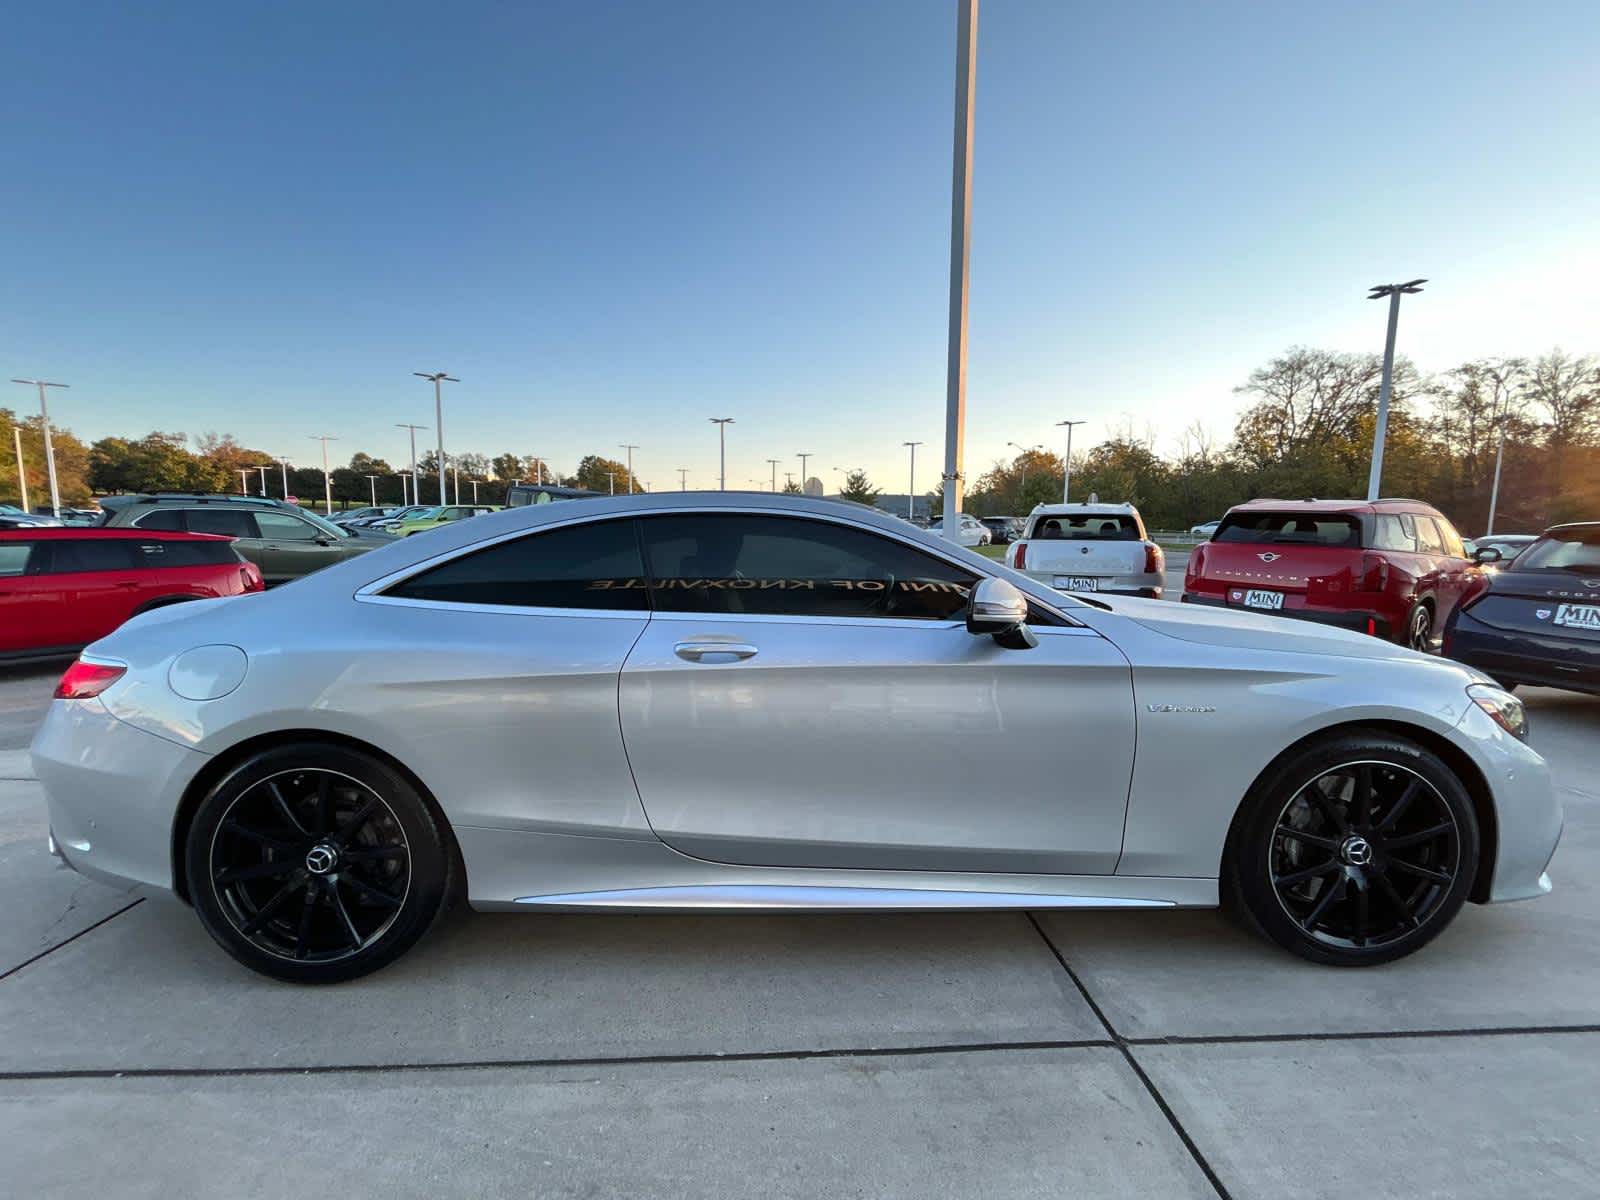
[385, 519, 647, 610]
[35, 539, 137, 573]
[638, 513, 977, 620]
[1413, 516, 1446, 555]
[1434, 517, 1466, 558]
[0, 543, 35, 577]
[1370, 514, 1413, 552]
[132, 509, 187, 532]
[255, 511, 323, 541]
[185, 509, 261, 538]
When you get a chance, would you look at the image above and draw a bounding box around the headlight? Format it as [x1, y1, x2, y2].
[1467, 683, 1529, 741]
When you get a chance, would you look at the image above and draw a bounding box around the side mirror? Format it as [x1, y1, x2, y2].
[315, 536, 335, 546]
[1473, 546, 1502, 564]
[966, 577, 1036, 649]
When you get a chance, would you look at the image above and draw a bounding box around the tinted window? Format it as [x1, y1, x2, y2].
[1214, 512, 1361, 547]
[0, 543, 35, 577]
[1413, 516, 1446, 555]
[184, 509, 260, 538]
[640, 514, 976, 620]
[255, 511, 322, 541]
[386, 519, 646, 609]
[132, 509, 187, 532]
[1028, 514, 1141, 541]
[39, 539, 136, 573]
[132, 539, 237, 567]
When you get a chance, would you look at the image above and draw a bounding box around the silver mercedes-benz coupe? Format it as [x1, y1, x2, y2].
[32, 493, 1561, 982]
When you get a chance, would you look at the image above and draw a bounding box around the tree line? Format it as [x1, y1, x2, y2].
[5, 344, 1596, 530]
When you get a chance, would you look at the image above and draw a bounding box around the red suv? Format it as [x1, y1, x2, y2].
[1183, 498, 1478, 651]
[0, 529, 263, 664]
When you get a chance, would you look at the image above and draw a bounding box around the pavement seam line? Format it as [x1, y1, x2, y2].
[1026, 912, 1235, 1200]
[0, 897, 146, 983]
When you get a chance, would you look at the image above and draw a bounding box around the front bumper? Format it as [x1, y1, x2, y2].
[31, 698, 207, 894]
[1182, 593, 1394, 640]
[1450, 702, 1562, 903]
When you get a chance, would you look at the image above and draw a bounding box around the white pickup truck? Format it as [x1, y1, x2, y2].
[1003, 501, 1165, 598]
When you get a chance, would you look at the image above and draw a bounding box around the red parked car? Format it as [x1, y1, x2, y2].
[1183, 498, 1479, 651]
[0, 528, 263, 664]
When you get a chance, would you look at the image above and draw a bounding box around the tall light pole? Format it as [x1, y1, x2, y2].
[605, 471, 615, 495]
[619, 444, 638, 494]
[1365, 280, 1425, 500]
[1485, 361, 1523, 535]
[1056, 421, 1085, 503]
[413, 372, 457, 504]
[451, 462, 460, 504]
[11, 426, 27, 512]
[237, 469, 250, 494]
[309, 435, 338, 515]
[10, 379, 68, 517]
[903, 441, 923, 519]
[766, 458, 781, 492]
[677, 467, 689, 491]
[469, 479, 481, 503]
[396, 423, 426, 509]
[710, 419, 734, 490]
[939, 0, 977, 542]
[365, 474, 380, 506]
[279, 459, 291, 499]
[257, 465, 269, 496]
[1007, 441, 1041, 498]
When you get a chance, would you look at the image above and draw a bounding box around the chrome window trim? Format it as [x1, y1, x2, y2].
[354, 504, 1086, 627]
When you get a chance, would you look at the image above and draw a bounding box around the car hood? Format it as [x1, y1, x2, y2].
[1081, 593, 1430, 663]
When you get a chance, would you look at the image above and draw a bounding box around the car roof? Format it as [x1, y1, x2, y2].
[1028, 502, 1139, 516]
[1227, 497, 1440, 515]
[1544, 522, 1600, 536]
[0, 528, 232, 541]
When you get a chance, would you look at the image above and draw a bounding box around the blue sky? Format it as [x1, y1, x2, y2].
[6, 1, 1599, 492]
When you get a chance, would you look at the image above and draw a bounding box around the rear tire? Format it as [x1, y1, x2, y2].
[1224, 731, 1478, 966]
[186, 743, 451, 983]
[1406, 601, 1434, 652]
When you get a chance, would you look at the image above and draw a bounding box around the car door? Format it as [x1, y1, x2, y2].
[249, 510, 343, 581]
[1410, 515, 1460, 621]
[1428, 515, 1473, 623]
[618, 511, 1137, 875]
[0, 539, 54, 653]
[28, 537, 144, 646]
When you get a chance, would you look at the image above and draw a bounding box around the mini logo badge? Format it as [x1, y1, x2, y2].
[1535, 609, 1552, 620]
[1585, 579, 1600, 589]
[1257, 552, 1280, 562]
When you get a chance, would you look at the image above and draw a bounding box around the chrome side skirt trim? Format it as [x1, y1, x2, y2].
[513, 884, 1175, 910]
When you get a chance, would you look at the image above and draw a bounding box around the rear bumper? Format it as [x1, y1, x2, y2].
[1446, 613, 1600, 695]
[30, 698, 205, 894]
[1181, 593, 1394, 639]
[1023, 571, 1163, 599]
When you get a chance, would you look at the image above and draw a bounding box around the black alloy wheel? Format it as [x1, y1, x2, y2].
[187, 743, 451, 983]
[1226, 733, 1478, 966]
[1407, 603, 1433, 652]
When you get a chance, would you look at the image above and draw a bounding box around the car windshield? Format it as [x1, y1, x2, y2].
[1512, 529, 1600, 573]
[1214, 512, 1361, 547]
[1029, 514, 1139, 540]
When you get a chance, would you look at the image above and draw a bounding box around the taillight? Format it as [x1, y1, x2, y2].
[240, 565, 264, 592]
[1013, 542, 1026, 570]
[1143, 542, 1164, 574]
[1187, 542, 1205, 581]
[1359, 553, 1390, 592]
[54, 659, 127, 700]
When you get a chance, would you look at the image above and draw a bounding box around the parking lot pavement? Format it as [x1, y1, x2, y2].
[1, 663, 1597, 1197]
[0, 1050, 1215, 1199]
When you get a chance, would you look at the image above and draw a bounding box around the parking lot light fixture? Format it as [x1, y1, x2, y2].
[469, 479, 480, 503]
[709, 419, 734, 490]
[1055, 421, 1085, 503]
[1007, 441, 1041, 496]
[257, 465, 269, 497]
[903, 442, 924, 519]
[365, 474, 380, 506]
[309, 434, 338, 515]
[797, 452, 813, 493]
[1485, 361, 1523, 535]
[237, 469, 250, 494]
[279, 458, 291, 499]
[1365, 280, 1425, 500]
[678, 467, 688, 491]
[766, 458, 781, 492]
[605, 470, 615, 495]
[395, 423, 427, 509]
[412, 372, 457, 503]
[619, 444, 639, 494]
[9, 379, 68, 518]
[11, 426, 27, 512]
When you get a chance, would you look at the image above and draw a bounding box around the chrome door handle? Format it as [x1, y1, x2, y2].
[674, 641, 759, 663]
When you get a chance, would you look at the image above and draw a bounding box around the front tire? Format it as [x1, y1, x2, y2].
[186, 743, 451, 983]
[1225, 732, 1478, 966]
[1406, 601, 1434, 652]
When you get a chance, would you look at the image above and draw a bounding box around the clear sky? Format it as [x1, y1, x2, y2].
[6, 1, 1599, 493]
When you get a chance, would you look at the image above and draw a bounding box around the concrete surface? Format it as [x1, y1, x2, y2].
[2, 663, 1597, 1198]
[1136, 1034, 1600, 1198]
[0, 1049, 1215, 1199]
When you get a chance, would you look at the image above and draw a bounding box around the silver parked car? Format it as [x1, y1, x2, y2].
[33, 493, 1559, 982]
